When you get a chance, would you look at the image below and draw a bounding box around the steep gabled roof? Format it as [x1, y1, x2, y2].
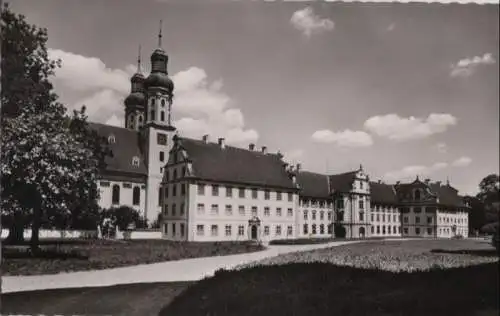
[370, 182, 398, 205]
[429, 183, 467, 208]
[296, 171, 331, 199]
[88, 122, 147, 176]
[328, 171, 358, 193]
[176, 137, 297, 190]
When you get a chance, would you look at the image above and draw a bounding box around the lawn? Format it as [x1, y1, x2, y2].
[1, 239, 265, 276]
[238, 238, 499, 271]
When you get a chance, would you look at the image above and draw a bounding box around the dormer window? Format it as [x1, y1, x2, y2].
[414, 189, 421, 201]
[161, 99, 166, 107]
[132, 156, 140, 167]
[108, 134, 116, 144]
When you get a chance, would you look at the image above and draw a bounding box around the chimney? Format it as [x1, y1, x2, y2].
[249, 143, 255, 151]
[218, 138, 225, 149]
[296, 163, 301, 172]
[202, 134, 209, 144]
[261, 146, 267, 154]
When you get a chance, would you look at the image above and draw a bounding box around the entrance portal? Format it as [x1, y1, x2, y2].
[359, 226, 366, 238]
[251, 225, 258, 240]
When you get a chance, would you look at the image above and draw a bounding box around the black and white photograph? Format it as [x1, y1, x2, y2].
[1, 0, 499, 315]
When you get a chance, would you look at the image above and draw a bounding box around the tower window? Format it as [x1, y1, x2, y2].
[133, 186, 140, 205]
[112, 184, 120, 205]
[132, 156, 140, 167]
[108, 135, 116, 144]
[150, 110, 155, 121]
[161, 99, 166, 107]
[161, 111, 165, 122]
[151, 98, 155, 106]
[138, 115, 143, 122]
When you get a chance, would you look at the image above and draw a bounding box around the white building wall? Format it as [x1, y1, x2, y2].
[298, 199, 334, 238]
[98, 180, 146, 216]
[370, 205, 402, 237]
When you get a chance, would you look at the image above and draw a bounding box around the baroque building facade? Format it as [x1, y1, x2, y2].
[91, 26, 470, 239]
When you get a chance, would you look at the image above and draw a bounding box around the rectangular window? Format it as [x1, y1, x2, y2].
[159, 151, 165, 162]
[377, 225, 380, 234]
[238, 205, 245, 216]
[239, 187, 245, 198]
[359, 212, 364, 222]
[225, 225, 232, 236]
[312, 224, 317, 234]
[287, 208, 293, 217]
[382, 225, 386, 235]
[172, 223, 176, 236]
[371, 214, 374, 222]
[198, 184, 205, 195]
[312, 210, 316, 220]
[427, 217, 432, 224]
[287, 226, 293, 236]
[303, 210, 308, 220]
[416, 217, 420, 224]
[276, 191, 282, 201]
[251, 206, 258, 216]
[172, 185, 177, 197]
[211, 204, 219, 215]
[359, 199, 364, 210]
[264, 190, 270, 200]
[276, 208, 282, 217]
[164, 223, 168, 235]
[172, 204, 177, 216]
[252, 189, 258, 199]
[288, 193, 293, 202]
[264, 226, 270, 236]
[238, 225, 245, 236]
[264, 207, 270, 216]
[180, 203, 185, 216]
[157, 133, 167, 145]
[181, 184, 186, 196]
[427, 227, 432, 235]
[275, 225, 282, 236]
[320, 224, 325, 234]
[320, 211, 324, 220]
[414, 207, 422, 213]
[164, 205, 169, 216]
[196, 225, 204, 236]
[337, 199, 344, 209]
[158, 188, 163, 206]
[164, 186, 169, 198]
[393, 215, 397, 222]
[197, 203, 205, 214]
[225, 205, 233, 215]
[328, 211, 332, 220]
[403, 216, 408, 223]
[226, 186, 233, 198]
[212, 185, 219, 196]
[211, 225, 218, 236]
[328, 224, 333, 234]
[415, 227, 421, 235]
[180, 223, 185, 237]
[403, 227, 408, 235]
[303, 224, 308, 234]
[371, 226, 374, 234]
[100, 181, 110, 187]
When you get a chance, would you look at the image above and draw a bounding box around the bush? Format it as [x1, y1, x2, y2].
[270, 238, 336, 245]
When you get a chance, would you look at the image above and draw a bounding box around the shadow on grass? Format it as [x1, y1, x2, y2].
[430, 248, 499, 257]
[159, 262, 500, 316]
[2, 246, 89, 260]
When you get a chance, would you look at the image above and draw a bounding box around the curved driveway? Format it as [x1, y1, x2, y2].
[3, 239, 408, 293]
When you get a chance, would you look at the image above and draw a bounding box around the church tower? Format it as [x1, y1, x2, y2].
[142, 20, 176, 224]
[124, 46, 146, 130]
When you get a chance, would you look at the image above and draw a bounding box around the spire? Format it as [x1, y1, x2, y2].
[137, 44, 142, 74]
[158, 19, 163, 48]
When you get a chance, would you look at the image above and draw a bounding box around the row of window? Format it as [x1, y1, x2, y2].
[302, 223, 332, 235]
[196, 204, 294, 217]
[371, 206, 398, 213]
[371, 225, 401, 235]
[164, 203, 185, 217]
[403, 216, 433, 224]
[164, 167, 186, 181]
[303, 210, 332, 221]
[371, 213, 400, 223]
[197, 184, 294, 201]
[402, 227, 433, 235]
[300, 200, 333, 208]
[103, 184, 141, 206]
[439, 217, 467, 224]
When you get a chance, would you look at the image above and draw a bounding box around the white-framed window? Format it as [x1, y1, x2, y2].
[276, 208, 282, 217]
[251, 206, 257, 216]
[108, 134, 116, 144]
[276, 191, 282, 201]
[238, 205, 245, 216]
[275, 225, 282, 236]
[211, 204, 219, 215]
[264, 207, 270, 216]
[264, 226, 270, 235]
[197, 203, 205, 214]
[287, 226, 293, 236]
[288, 192, 293, 202]
[132, 156, 140, 167]
[225, 205, 233, 215]
[238, 225, 245, 236]
[303, 210, 308, 220]
[226, 186, 233, 198]
[211, 225, 218, 236]
[198, 184, 205, 195]
[212, 185, 219, 196]
[225, 225, 232, 236]
[287, 208, 293, 217]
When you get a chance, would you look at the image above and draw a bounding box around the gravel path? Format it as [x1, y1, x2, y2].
[2, 240, 366, 293]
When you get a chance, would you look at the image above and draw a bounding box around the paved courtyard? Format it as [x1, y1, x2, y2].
[2, 239, 379, 293]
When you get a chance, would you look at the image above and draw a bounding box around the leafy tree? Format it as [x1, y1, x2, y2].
[1, 4, 110, 250]
[476, 174, 500, 224]
[100, 206, 147, 234]
[463, 195, 486, 234]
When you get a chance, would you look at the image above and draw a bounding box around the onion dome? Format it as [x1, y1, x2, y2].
[124, 91, 145, 108]
[144, 22, 174, 93]
[124, 46, 146, 108]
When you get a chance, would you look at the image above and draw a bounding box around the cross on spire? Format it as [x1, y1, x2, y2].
[137, 44, 142, 73]
[158, 19, 163, 47]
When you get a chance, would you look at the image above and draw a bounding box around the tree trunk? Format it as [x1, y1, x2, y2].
[30, 204, 41, 252]
[5, 211, 26, 245]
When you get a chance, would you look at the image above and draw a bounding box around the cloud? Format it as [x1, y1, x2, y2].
[436, 142, 448, 154]
[290, 7, 334, 37]
[387, 23, 396, 32]
[364, 113, 457, 141]
[450, 53, 496, 78]
[311, 129, 373, 148]
[282, 149, 304, 165]
[383, 162, 448, 182]
[451, 156, 472, 167]
[49, 49, 258, 146]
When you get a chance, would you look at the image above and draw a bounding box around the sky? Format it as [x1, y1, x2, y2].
[10, 0, 499, 195]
